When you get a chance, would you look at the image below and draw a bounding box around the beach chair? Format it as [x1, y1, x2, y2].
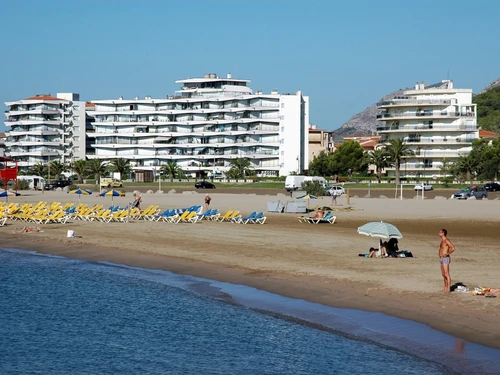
[214, 210, 233, 222]
[0, 214, 6, 226]
[169, 210, 191, 224]
[205, 208, 219, 220]
[183, 211, 199, 224]
[197, 208, 216, 220]
[234, 211, 257, 224]
[250, 212, 266, 224]
[179, 211, 198, 223]
[306, 211, 336, 224]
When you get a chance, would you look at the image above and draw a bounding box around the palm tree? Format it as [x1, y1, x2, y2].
[160, 161, 183, 181]
[369, 148, 390, 183]
[386, 138, 414, 185]
[48, 160, 67, 181]
[107, 158, 130, 179]
[227, 158, 252, 179]
[31, 162, 46, 177]
[71, 159, 89, 183]
[87, 158, 107, 186]
[455, 155, 476, 182]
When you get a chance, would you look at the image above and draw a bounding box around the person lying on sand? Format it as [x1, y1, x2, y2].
[12, 226, 41, 234]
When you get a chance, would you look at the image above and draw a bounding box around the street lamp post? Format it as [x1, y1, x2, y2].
[157, 159, 161, 192]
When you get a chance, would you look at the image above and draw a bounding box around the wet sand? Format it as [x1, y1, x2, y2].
[1, 190, 500, 350]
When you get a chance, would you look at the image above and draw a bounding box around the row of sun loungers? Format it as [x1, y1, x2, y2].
[0, 202, 267, 226]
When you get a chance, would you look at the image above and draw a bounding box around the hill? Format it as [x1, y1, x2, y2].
[330, 88, 407, 143]
[473, 81, 500, 132]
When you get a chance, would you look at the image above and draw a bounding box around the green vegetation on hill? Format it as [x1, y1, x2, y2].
[473, 86, 500, 132]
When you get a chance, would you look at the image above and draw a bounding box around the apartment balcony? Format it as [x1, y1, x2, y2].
[377, 99, 453, 108]
[376, 112, 474, 120]
[377, 124, 478, 132]
[8, 149, 61, 157]
[8, 128, 61, 136]
[4, 118, 63, 126]
[405, 137, 476, 144]
[8, 108, 61, 116]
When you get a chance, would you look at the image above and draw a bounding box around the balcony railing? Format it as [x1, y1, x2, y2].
[377, 112, 475, 119]
[377, 124, 478, 132]
[377, 99, 453, 106]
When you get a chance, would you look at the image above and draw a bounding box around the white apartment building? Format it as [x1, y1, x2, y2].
[4, 93, 87, 170]
[89, 73, 309, 177]
[376, 80, 478, 178]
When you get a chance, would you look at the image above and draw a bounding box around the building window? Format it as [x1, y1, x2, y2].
[281, 127, 285, 132]
[281, 103, 285, 108]
[280, 139, 284, 144]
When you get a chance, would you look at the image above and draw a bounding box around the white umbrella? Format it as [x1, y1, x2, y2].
[357, 221, 403, 239]
[357, 221, 403, 258]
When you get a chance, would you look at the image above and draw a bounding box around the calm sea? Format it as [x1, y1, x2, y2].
[1, 248, 499, 375]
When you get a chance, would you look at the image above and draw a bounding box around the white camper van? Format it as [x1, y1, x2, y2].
[16, 175, 47, 190]
[285, 175, 327, 192]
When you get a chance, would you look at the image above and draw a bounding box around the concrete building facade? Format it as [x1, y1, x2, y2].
[88, 73, 309, 177]
[376, 80, 478, 178]
[3, 93, 87, 170]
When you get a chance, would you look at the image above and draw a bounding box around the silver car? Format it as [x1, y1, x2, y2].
[452, 186, 487, 199]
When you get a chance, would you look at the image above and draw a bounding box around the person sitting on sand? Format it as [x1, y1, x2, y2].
[368, 242, 388, 258]
[386, 238, 400, 258]
[12, 226, 41, 233]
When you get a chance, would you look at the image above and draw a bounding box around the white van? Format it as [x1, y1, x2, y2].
[285, 175, 327, 192]
[16, 175, 47, 190]
[285, 176, 306, 192]
[303, 176, 327, 188]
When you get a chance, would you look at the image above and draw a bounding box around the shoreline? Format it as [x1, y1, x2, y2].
[2, 192, 500, 351]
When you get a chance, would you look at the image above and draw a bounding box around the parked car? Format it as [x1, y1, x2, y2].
[414, 182, 433, 191]
[100, 178, 123, 188]
[44, 179, 72, 191]
[195, 181, 216, 189]
[484, 182, 500, 192]
[327, 185, 345, 196]
[452, 186, 488, 199]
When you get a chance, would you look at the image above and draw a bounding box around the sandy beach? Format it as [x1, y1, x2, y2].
[1, 189, 500, 350]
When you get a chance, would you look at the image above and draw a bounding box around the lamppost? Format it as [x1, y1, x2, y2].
[157, 158, 161, 192]
[213, 146, 217, 180]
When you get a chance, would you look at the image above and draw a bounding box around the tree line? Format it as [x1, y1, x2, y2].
[308, 138, 500, 184]
[21, 158, 255, 183]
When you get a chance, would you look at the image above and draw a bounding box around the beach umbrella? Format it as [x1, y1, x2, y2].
[357, 221, 403, 239]
[0, 190, 20, 203]
[69, 188, 91, 202]
[99, 189, 125, 204]
[295, 193, 318, 212]
[357, 221, 403, 258]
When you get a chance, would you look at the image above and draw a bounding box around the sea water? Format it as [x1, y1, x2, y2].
[1, 248, 499, 375]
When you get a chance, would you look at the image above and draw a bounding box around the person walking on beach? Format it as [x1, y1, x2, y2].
[331, 190, 337, 206]
[438, 228, 455, 293]
[130, 193, 142, 210]
[204, 194, 211, 210]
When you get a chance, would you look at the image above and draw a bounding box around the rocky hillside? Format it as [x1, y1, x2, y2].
[477, 77, 500, 95]
[331, 77, 500, 143]
[331, 88, 406, 143]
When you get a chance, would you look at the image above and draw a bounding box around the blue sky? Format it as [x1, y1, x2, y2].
[1, 0, 499, 132]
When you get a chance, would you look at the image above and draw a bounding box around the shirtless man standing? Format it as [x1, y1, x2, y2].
[438, 229, 455, 293]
